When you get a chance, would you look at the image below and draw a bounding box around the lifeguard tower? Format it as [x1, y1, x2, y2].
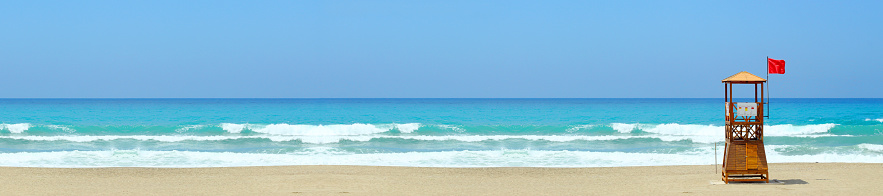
[721, 71, 769, 183]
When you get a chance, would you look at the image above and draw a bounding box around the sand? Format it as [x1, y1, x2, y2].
[1, 163, 880, 195]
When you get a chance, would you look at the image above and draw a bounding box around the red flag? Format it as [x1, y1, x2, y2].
[768, 58, 785, 74]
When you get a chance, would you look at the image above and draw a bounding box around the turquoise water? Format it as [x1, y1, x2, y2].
[1, 98, 881, 167]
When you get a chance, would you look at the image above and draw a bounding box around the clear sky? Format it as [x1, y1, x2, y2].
[1, 1, 880, 98]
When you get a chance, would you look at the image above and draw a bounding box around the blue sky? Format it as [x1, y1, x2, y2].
[1, 1, 880, 98]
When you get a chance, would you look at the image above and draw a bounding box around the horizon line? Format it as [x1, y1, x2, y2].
[0, 97, 879, 99]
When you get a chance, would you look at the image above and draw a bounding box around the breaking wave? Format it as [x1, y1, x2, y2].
[219, 123, 421, 135]
[0, 123, 845, 144]
[0, 123, 31, 134]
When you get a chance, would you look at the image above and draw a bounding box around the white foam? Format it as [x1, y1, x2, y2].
[0, 149, 717, 168]
[0, 135, 247, 143]
[765, 123, 837, 136]
[47, 125, 76, 133]
[219, 123, 422, 135]
[394, 123, 421, 133]
[784, 134, 852, 138]
[640, 123, 720, 136]
[251, 123, 389, 136]
[0, 122, 846, 145]
[0, 123, 31, 134]
[632, 123, 838, 136]
[858, 144, 883, 152]
[0, 135, 624, 143]
[620, 123, 722, 143]
[175, 125, 206, 133]
[865, 118, 883, 123]
[220, 123, 247, 133]
[0, 135, 671, 143]
[610, 123, 640, 133]
[438, 125, 465, 132]
[765, 145, 883, 163]
[2, 133, 855, 145]
[1, 145, 880, 168]
[597, 123, 841, 143]
[565, 125, 595, 132]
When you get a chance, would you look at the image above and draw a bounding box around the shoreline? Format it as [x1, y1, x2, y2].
[2, 163, 880, 195]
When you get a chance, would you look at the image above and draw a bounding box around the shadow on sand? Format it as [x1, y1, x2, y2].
[778, 179, 809, 185]
[734, 179, 808, 185]
[719, 179, 808, 185]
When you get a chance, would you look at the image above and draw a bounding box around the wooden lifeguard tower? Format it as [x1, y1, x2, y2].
[722, 71, 769, 183]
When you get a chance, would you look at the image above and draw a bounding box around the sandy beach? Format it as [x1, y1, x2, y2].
[0, 163, 879, 195]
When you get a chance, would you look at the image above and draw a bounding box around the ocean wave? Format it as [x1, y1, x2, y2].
[0, 123, 425, 135]
[858, 144, 883, 152]
[0, 122, 842, 142]
[765, 145, 883, 163]
[766, 124, 837, 136]
[437, 125, 466, 132]
[609, 123, 640, 133]
[0, 133, 852, 144]
[865, 118, 883, 123]
[0, 123, 31, 134]
[175, 125, 207, 133]
[637, 123, 720, 136]
[1, 145, 880, 168]
[219, 123, 421, 135]
[393, 123, 421, 133]
[565, 125, 595, 132]
[219, 123, 247, 133]
[599, 123, 838, 136]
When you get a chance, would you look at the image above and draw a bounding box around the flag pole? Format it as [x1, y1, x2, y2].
[766, 56, 770, 118]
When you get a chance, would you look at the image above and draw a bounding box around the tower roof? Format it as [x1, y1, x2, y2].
[722, 71, 766, 83]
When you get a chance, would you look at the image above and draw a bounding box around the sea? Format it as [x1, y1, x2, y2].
[1, 98, 881, 168]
